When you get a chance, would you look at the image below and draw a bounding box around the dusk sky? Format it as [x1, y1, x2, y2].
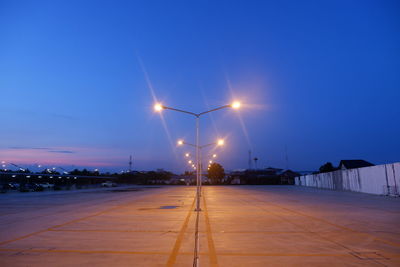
[1, 0, 399, 173]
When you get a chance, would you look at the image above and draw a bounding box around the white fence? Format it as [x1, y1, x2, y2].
[295, 162, 400, 196]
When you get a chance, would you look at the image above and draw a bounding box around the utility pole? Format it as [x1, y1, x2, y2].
[129, 155, 132, 173]
[254, 157, 258, 170]
[285, 145, 289, 170]
[248, 150, 252, 170]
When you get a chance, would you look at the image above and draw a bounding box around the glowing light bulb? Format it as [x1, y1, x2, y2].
[231, 101, 241, 109]
[154, 103, 163, 112]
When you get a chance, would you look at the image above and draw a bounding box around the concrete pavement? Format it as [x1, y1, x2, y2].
[0, 185, 399, 266]
[203, 186, 400, 266]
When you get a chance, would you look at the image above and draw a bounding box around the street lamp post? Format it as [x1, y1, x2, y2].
[154, 101, 240, 211]
[177, 139, 224, 209]
[154, 101, 240, 267]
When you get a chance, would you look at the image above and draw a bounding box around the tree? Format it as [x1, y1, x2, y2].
[319, 162, 336, 173]
[207, 163, 225, 184]
[70, 169, 81, 175]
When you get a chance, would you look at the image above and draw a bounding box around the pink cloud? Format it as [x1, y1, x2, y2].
[0, 146, 126, 167]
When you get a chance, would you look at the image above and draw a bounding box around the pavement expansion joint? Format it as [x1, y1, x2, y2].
[350, 252, 390, 260]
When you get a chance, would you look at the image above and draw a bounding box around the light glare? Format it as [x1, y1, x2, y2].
[154, 103, 163, 112]
[232, 101, 241, 109]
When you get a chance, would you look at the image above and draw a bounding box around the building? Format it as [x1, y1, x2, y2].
[339, 160, 374, 170]
[280, 170, 300, 185]
[226, 168, 299, 185]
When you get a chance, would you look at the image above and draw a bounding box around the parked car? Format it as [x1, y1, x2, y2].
[5, 183, 19, 190]
[101, 181, 117, 187]
[39, 183, 55, 189]
[1, 184, 14, 191]
[20, 183, 43, 192]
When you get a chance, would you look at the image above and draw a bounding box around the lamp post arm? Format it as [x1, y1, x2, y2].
[162, 106, 198, 117]
[198, 104, 231, 116]
[199, 142, 216, 149]
[162, 104, 231, 117]
[183, 141, 197, 148]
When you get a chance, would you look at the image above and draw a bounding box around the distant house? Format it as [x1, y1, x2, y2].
[243, 168, 282, 184]
[280, 170, 300, 185]
[168, 174, 187, 185]
[339, 160, 374, 170]
[264, 167, 284, 175]
[226, 169, 246, 185]
[226, 168, 298, 185]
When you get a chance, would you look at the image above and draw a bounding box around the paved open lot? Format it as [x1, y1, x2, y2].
[0, 186, 399, 266]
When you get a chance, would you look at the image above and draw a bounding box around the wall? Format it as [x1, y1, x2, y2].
[295, 162, 400, 196]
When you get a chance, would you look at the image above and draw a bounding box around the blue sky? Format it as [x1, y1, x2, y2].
[0, 0, 399, 173]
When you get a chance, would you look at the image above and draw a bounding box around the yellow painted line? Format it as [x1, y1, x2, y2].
[49, 208, 120, 229]
[0, 247, 399, 259]
[48, 229, 179, 233]
[212, 231, 399, 238]
[203, 192, 219, 267]
[216, 252, 400, 257]
[213, 231, 347, 234]
[219, 252, 353, 257]
[166, 196, 196, 266]
[0, 248, 169, 255]
[0, 228, 50, 247]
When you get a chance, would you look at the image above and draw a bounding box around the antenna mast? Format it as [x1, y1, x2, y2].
[285, 145, 289, 170]
[248, 150, 252, 170]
